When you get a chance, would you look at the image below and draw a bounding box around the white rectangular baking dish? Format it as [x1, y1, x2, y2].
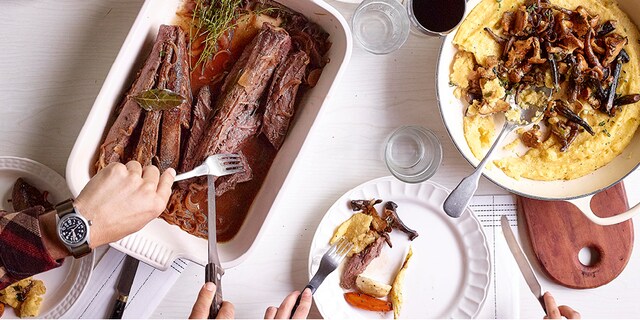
[66, 0, 352, 270]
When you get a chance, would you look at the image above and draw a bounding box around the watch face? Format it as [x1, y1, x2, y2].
[58, 215, 88, 246]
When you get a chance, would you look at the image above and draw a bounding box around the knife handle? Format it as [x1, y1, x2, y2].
[205, 263, 223, 319]
[109, 295, 127, 319]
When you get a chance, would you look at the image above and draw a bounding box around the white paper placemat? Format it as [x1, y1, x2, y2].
[471, 195, 521, 319]
[63, 248, 188, 319]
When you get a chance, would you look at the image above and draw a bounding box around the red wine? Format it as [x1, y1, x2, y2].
[411, 0, 466, 33]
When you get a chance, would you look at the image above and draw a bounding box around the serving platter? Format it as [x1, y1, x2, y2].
[0, 157, 93, 319]
[308, 177, 491, 319]
[65, 0, 352, 270]
[437, 0, 640, 224]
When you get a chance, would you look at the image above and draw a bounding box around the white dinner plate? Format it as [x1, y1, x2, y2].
[308, 176, 491, 319]
[0, 157, 93, 319]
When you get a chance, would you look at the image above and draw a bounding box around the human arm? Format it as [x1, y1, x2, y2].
[543, 292, 581, 319]
[0, 161, 175, 289]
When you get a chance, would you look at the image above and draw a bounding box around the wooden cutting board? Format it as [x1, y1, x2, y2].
[516, 182, 634, 289]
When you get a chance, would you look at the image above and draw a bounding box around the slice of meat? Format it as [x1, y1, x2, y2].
[133, 38, 176, 166]
[187, 23, 291, 175]
[340, 237, 386, 290]
[11, 178, 53, 212]
[215, 152, 253, 196]
[96, 25, 177, 171]
[159, 26, 191, 172]
[181, 86, 213, 173]
[262, 50, 310, 149]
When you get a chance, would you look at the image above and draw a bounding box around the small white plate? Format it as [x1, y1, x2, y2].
[308, 176, 491, 319]
[0, 157, 93, 319]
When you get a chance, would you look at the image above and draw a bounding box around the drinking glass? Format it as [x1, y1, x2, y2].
[352, 0, 410, 54]
[384, 126, 442, 183]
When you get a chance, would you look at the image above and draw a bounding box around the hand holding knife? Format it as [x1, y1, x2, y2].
[206, 175, 224, 318]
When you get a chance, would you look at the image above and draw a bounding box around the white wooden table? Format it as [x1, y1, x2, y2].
[1, 1, 640, 318]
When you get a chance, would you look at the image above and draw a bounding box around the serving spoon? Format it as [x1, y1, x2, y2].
[443, 92, 548, 218]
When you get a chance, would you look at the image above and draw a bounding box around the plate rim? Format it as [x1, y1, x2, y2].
[307, 176, 492, 319]
[0, 156, 94, 318]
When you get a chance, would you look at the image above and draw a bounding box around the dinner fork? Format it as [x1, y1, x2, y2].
[174, 154, 243, 182]
[290, 237, 353, 316]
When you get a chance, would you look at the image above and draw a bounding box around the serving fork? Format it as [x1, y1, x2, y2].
[174, 154, 243, 182]
[291, 237, 353, 315]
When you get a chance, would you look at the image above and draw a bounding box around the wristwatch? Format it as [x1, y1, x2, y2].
[55, 199, 92, 258]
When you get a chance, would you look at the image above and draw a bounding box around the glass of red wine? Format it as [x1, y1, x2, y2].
[406, 0, 466, 36]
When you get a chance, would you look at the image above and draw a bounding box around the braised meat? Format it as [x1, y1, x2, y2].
[340, 237, 386, 290]
[181, 86, 213, 173]
[11, 178, 53, 212]
[158, 25, 192, 172]
[262, 50, 310, 149]
[96, 25, 177, 170]
[186, 23, 292, 172]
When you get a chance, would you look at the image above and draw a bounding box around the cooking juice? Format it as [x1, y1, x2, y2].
[411, 0, 465, 33]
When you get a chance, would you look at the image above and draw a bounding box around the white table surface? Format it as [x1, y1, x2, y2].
[1, 0, 640, 318]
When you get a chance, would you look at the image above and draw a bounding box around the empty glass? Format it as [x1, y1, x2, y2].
[352, 0, 410, 54]
[384, 126, 442, 183]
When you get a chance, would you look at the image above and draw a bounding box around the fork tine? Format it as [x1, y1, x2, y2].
[223, 168, 244, 175]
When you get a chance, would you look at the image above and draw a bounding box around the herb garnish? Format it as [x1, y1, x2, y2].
[133, 89, 186, 111]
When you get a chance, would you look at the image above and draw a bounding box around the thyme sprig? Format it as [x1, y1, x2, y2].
[190, 0, 242, 71]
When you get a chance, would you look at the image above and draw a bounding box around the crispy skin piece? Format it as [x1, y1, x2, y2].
[181, 86, 213, 173]
[11, 178, 52, 212]
[134, 40, 175, 166]
[340, 237, 386, 290]
[262, 50, 309, 149]
[187, 23, 291, 174]
[159, 26, 191, 172]
[96, 25, 176, 171]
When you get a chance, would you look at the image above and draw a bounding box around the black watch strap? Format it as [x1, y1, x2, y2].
[56, 199, 92, 259]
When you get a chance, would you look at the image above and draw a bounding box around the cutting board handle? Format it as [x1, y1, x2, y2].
[568, 195, 640, 226]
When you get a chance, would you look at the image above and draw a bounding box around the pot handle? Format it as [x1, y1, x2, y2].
[568, 195, 640, 225]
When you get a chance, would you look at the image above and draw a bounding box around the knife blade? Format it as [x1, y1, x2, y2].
[500, 215, 547, 313]
[110, 255, 139, 319]
[205, 175, 224, 318]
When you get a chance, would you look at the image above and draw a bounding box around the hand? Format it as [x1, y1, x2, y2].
[264, 288, 312, 319]
[543, 292, 580, 319]
[189, 282, 234, 319]
[75, 161, 175, 247]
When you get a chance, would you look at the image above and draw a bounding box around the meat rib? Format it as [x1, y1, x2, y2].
[158, 26, 192, 172]
[262, 50, 310, 149]
[133, 38, 176, 166]
[181, 86, 213, 173]
[186, 23, 292, 173]
[96, 25, 177, 171]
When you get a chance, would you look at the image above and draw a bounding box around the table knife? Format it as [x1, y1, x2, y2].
[110, 255, 139, 319]
[206, 175, 224, 318]
[500, 215, 546, 314]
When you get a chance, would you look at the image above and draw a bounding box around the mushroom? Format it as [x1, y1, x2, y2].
[614, 94, 640, 107]
[597, 20, 617, 37]
[604, 48, 630, 115]
[602, 34, 628, 66]
[571, 6, 592, 37]
[553, 100, 595, 135]
[584, 30, 604, 69]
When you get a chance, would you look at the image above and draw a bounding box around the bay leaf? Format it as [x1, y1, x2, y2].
[133, 89, 186, 111]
